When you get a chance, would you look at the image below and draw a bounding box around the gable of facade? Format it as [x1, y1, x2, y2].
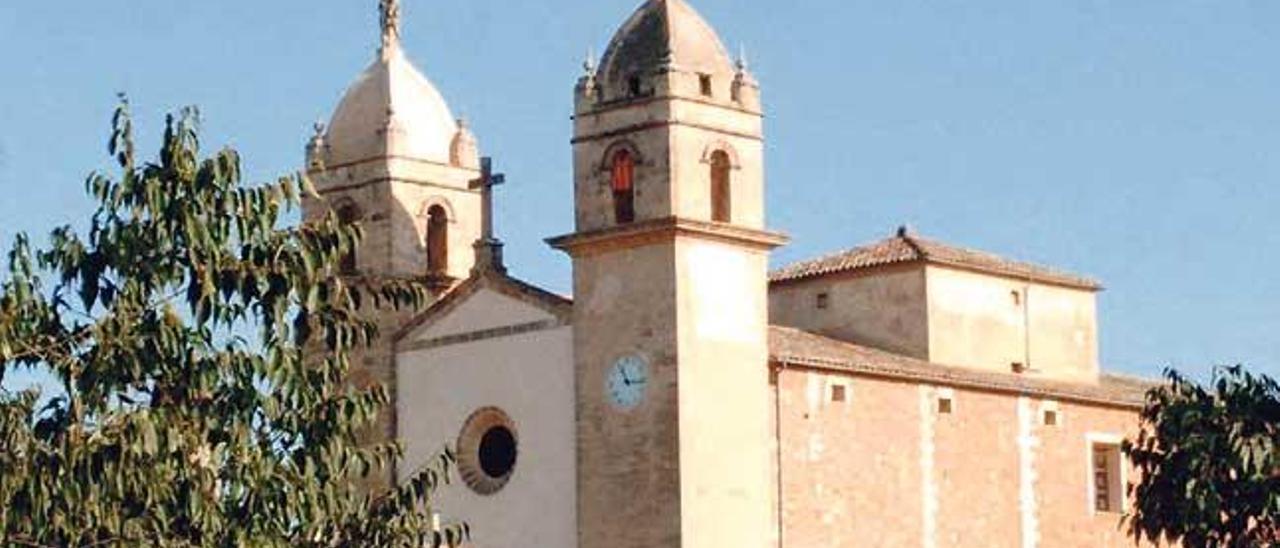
[396, 272, 571, 346]
[395, 271, 575, 548]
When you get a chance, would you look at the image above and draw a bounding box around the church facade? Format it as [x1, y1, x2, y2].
[301, 1, 1153, 547]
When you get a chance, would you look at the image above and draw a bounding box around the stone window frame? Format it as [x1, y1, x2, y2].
[599, 140, 645, 225]
[1085, 432, 1126, 515]
[416, 197, 459, 227]
[417, 197, 456, 276]
[700, 141, 741, 224]
[456, 406, 519, 496]
[596, 140, 647, 179]
[699, 141, 743, 170]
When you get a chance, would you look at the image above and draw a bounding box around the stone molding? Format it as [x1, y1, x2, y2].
[578, 93, 763, 119]
[314, 176, 482, 198]
[308, 153, 482, 176]
[398, 319, 563, 353]
[546, 216, 789, 257]
[571, 118, 764, 145]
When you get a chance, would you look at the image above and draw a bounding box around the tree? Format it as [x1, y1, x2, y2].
[0, 100, 468, 547]
[1124, 366, 1280, 547]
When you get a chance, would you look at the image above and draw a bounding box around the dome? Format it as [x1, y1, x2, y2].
[597, 0, 735, 87]
[325, 45, 459, 166]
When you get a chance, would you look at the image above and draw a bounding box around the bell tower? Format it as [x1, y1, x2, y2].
[549, 1, 786, 547]
[301, 0, 483, 486]
[304, 0, 483, 287]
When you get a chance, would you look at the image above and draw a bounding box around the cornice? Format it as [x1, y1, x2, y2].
[307, 154, 481, 176]
[571, 118, 763, 145]
[547, 216, 789, 257]
[575, 93, 763, 119]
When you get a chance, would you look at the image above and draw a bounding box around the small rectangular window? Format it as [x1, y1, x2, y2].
[699, 74, 713, 97]
[831, 384, 847, 403]
[935, 388, 956, 415]
[1043, 410, 1058, 426]
[1092, 443, 1123, 513]
[816, 292, 831, 310]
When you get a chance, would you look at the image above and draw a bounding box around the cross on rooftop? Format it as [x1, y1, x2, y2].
[469, 156, 507, 273]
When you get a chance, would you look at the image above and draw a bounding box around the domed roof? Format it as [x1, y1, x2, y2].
[597, 0, 735, 86]
[325, 43, 458, 165]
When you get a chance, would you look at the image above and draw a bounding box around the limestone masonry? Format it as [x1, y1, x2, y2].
[299, 1, 1155, 546]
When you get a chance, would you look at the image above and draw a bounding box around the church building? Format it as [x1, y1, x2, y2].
[300, 1, 1153, 546]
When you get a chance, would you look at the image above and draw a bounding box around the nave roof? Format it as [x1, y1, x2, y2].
[770, 227, 1102, 290]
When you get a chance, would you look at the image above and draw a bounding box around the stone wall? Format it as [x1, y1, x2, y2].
[774, 366, 1148, 548]
[925, 265, 1099, 382]
[769, 264, 930, 360]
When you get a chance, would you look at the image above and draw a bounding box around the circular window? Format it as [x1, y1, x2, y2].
[457, 407, 518, 495]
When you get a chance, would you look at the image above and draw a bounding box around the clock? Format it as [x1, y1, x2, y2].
[605, 354, 650, 410]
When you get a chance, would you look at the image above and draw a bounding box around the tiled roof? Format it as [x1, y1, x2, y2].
[769, 228, 1101, 290]
[768, 326, 1152, 408]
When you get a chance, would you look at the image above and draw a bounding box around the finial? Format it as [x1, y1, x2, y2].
[379, 0, 401, 54]
[582, 47, 597, 76]
[897, 224, 916, 238]
[307, 121, 328, 169]
[735, 43, 750, 73]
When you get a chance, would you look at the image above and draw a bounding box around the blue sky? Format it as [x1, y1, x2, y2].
[0, 0, 1276, 381]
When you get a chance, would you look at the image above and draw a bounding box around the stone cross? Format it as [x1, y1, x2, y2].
[380, 0, 401, 52]
[469, 156, 507, 273]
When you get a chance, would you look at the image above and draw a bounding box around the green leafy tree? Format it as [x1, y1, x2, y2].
[0, 100, 468, 547]
[1125, 366, 1280, 547]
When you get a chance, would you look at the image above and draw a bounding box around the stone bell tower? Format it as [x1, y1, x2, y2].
[549, 1, 786, 546]
[301, 0, 483, 484]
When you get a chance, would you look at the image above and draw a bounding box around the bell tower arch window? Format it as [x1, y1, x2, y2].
[710, 150, 732, 223]
[335, 203, 361, 275]
[611, 149, 636, 224]
[426, 204, 449, 275]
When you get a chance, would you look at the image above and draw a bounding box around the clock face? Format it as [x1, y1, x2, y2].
[605, 354, 650, 410]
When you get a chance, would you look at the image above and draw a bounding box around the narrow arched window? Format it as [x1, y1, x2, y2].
[710, 150, 732, 223]
[426, 205, 449, 275]
[336, 204, 360, 274]
[611, 149, 636, 224]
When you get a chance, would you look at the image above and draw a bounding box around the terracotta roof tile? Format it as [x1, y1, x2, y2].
[768, 326, 1152, 408]
[770, 229, 1101, 290]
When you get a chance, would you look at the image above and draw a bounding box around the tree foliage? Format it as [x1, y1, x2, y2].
[0, 100, 468, 547]
[1125, 366, 1280, 547]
